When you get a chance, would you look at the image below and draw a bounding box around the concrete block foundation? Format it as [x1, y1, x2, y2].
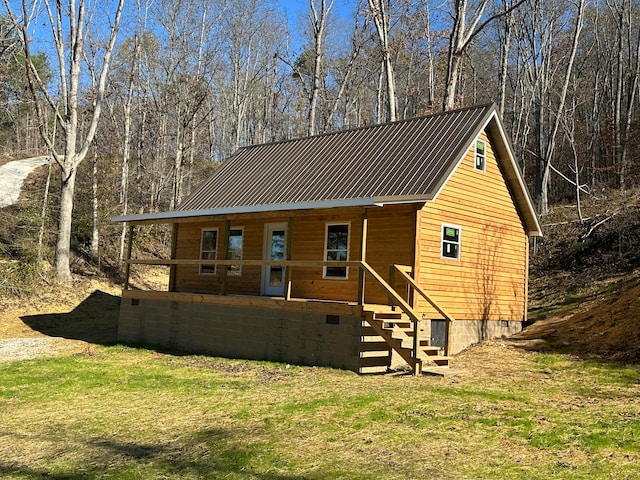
[118, 297, 363, 372]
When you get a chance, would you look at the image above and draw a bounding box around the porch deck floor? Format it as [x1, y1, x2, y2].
[121, 288, 396, 317]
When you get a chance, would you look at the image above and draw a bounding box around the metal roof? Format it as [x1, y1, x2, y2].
[178, 104, 491, 211]
[114, 104, 542, 236]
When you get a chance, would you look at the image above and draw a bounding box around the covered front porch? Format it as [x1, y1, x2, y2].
[118, 204, 455, 375]
[121, 255, 454, 375]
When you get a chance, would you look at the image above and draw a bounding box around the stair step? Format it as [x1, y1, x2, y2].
[360, 341, 392, 352]
[420, 346, 442, 355]
[373, 312, 404, 320]
[418, 355, 450, 366]
[360, 327, 379, 337]
[359, 355, 391, 368]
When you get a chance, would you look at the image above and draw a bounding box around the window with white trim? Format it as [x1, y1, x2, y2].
[324, 222, 350, 279]
[228, 227, 243, 276]
[441, 224, 461, 260]
[199, 228, 218, 275]
[475, 139, 486, 172]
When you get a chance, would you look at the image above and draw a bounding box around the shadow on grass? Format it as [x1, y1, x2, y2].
[0, 427, 316, 479]
[20, 290, 120, 345]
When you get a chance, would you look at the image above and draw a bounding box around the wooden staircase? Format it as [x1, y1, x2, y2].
[359, 309, 451, 375]
[355, 262, 455, 375]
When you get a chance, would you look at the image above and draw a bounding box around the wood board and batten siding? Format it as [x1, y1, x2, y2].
[416, 131, 528, 324]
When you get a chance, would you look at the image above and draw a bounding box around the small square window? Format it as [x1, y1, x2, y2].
[475, 139, 486, 171]
[442, 224, 461, 260]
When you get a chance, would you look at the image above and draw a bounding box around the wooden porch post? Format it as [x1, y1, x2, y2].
[123, 224, 134, 290]
[285, 217, 294, 300]
[388, 265, 396, 310]
[357, 208, 368, 305]
[220, 219, 230, 295]
[168, 223, 178, 292]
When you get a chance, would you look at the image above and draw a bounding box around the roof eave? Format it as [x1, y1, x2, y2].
[112, 197, 380, 224]
[484, 113, 543, 237]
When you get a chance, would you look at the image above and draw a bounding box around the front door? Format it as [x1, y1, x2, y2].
[262, 223, 287, 296]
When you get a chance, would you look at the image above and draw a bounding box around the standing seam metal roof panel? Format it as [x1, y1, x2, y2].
[177, 104, 497, 212]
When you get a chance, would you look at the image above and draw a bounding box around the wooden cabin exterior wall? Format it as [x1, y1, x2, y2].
[172, 205, 416, 303]
[415, 131, 529, 322]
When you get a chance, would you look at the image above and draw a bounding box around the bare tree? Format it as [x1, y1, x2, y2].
[368, 0, 397, 122]
[534, 0, 586, 215]
[606, 0, 640, 189]
[5, 0, 124, 282]
[308, 0, 334, 135]
[443, 0, 526, 111]
[115, 33, 141, 267]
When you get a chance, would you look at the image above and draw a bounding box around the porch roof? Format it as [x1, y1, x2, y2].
[113, 104, 542, 236]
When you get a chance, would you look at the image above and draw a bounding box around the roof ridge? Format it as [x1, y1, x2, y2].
[238, 103, 497, 151]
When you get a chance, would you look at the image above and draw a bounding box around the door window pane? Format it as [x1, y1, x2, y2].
[270, 266, 284, 286]
[270, 230, 285, 260]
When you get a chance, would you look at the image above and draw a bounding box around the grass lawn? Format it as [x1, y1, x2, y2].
[0, 344, 639, 479]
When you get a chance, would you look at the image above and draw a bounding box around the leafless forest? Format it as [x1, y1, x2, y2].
[1, 0, 639, 281]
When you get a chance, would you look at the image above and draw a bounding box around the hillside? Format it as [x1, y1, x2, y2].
[523, 191, 640, 362]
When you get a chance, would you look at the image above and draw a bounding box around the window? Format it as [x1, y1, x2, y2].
[199, 228, 218, 275]
[475, 139, 486, 171]
[324, 222, 350, 279]
[228, 227, 243, 276]
[441, 224, 461, 260]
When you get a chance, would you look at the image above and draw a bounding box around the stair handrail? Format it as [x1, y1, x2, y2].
[359, 261, 422, 375]
[392, 264, 455, 356]
[359, 261, 420, 324]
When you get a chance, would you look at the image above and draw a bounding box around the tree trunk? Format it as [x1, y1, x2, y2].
[90, 150, 99, 259]
[368, 0, 396, 122]
[498, 4, 513, 116]
[56, 167, 77, 282]
[308, 0, 333, 135]
[37, 157, 53, 264]
[537, 0, 585, 215]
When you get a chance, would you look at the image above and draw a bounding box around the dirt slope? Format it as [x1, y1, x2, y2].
[516, 274, 640, 361]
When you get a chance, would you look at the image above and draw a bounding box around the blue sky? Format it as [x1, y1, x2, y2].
[276, 0, 355, 25]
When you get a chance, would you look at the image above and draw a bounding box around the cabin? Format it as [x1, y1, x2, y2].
[113, 104, 542, 375]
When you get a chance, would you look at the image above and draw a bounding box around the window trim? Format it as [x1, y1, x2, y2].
[227, 226, 244, 276]
[441, 223, 461, 261]
[475, 138, 486, 172]
[323, 221, 350, 279]
[199, 227, 218, 275]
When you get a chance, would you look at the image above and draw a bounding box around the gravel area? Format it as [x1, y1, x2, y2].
[0, 337, 80, 362]
[0, 156, 49, 207]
